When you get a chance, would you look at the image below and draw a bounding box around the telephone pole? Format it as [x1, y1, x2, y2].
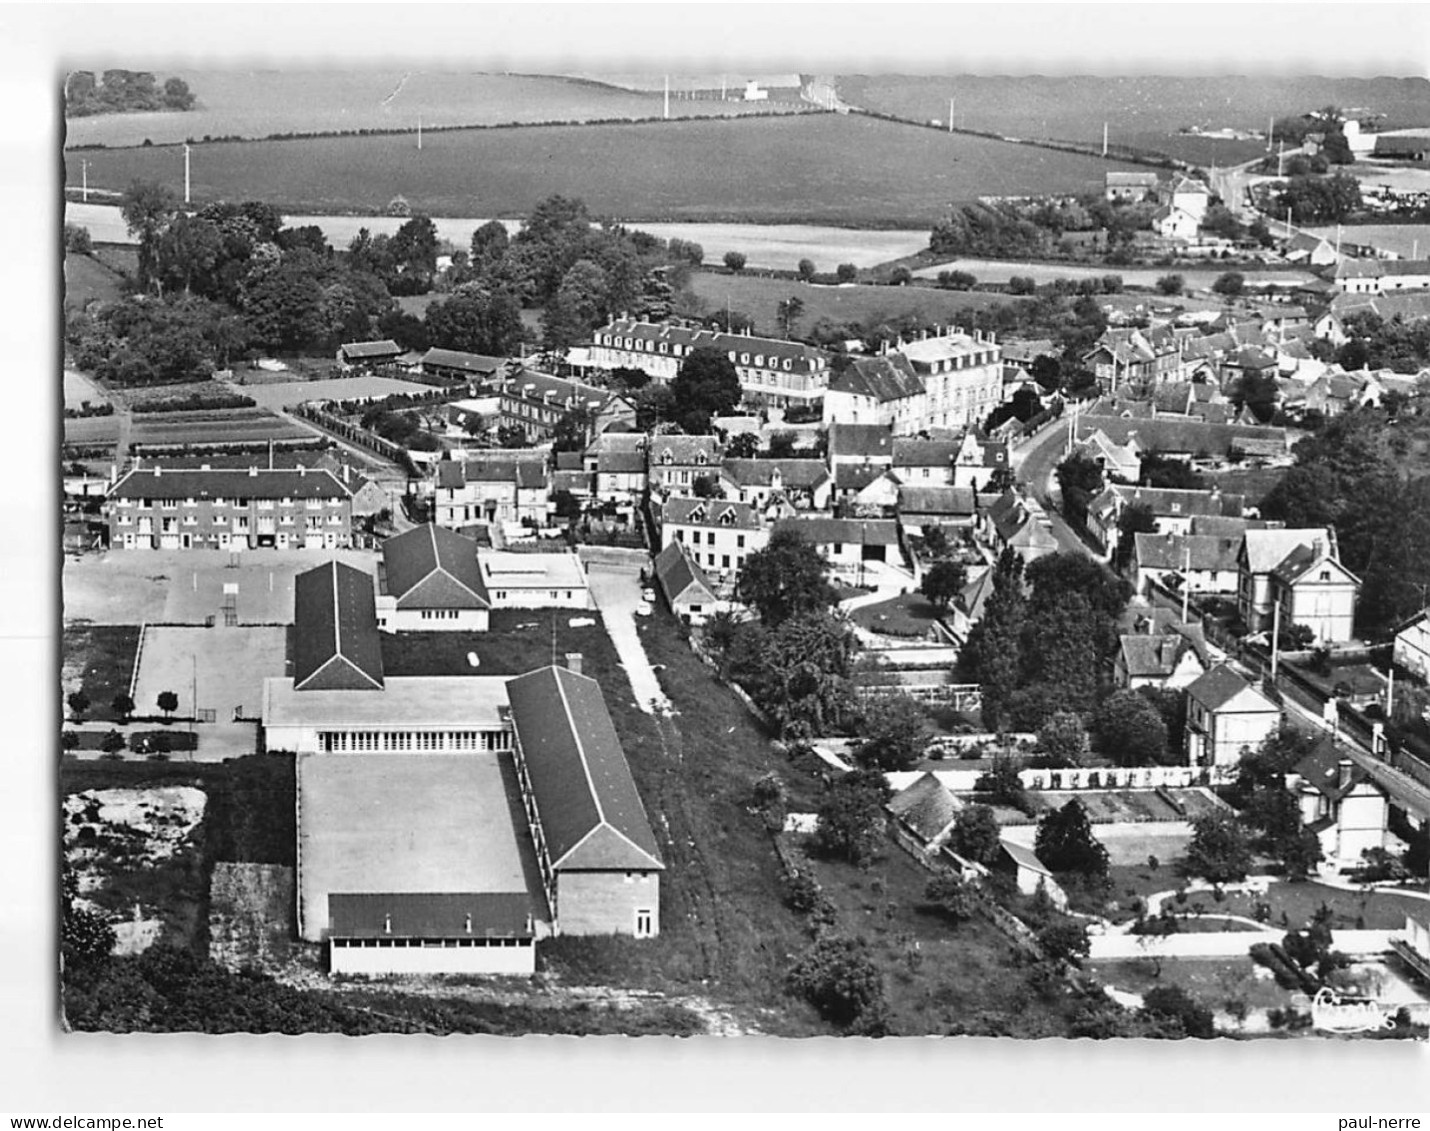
[81, 158, 88, 203]
[664, 74, 670, 120]
[1102, 122, 1109, 158]
[949, 97, 955, 133]
[417, 116, 422, 150]
[183, 143, 191, 205]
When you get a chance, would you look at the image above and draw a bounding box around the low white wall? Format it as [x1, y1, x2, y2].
[1090, 929, 1391, 961]
[330, 939, 535, 976]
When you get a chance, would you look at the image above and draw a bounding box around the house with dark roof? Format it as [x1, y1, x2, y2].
[897, 486, 977, 531]
[772, 516, 901, 577]
[1113, 622, 1210, 691]
[652, 541, 720, 626]
[594, 448, 648, 503]
[822, 353, 927, 432]
[105, 465, 354, 551]
[647, 434, 723, 496]
[1184, 663, 1280, 767]
[891, 438, 960, 487]
[1085, 484, 1245, 558]
[658, 496, 768, 579]
[1075, 427, 1143, 485]
[980, 489, 1057, 563]
[375, 524, 491, 632]
[1105, 170, 1161, 202]
[1132, 530, 1242, 595]
[952, 431, 1012, 492]
[827, 421, 895, 468]
[1287, 737, 1390, 870]
[420, 347, 511, 383]
[718, 458, 832, 510]
[507, 664, 664, 937]
[432, 456, 550, 529]
[1238, 527, 1358, 643]
[887, 773, 961, 852]
[1073, 414, 1290, 464]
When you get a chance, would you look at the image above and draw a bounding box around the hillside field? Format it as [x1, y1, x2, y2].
[66, 114, 1146, 227]
[63, 70, 814, 149]
[838, 75, 1430, 166]
[686, 271, 1025, 338]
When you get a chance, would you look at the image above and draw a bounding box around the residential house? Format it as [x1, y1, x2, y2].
[891, 438, 960, 487]
[1284, 231, 1338, 266]
[952, 430, 1012, 492]
[897, 486, 977, 532]
[647, 435, 723, 496]
[826, 422, 895, 469]
[772, 516, 902, 579]
[1132, 530, 1243, 595]
[832, 463, 894, 505]
[1071, 415, 1290, 463]
[1287, 737, 1391, 870]
[821, 353, 928, 434]
[1074, 427, 1143, 484]
[375, 524, 492, 632]
[1083, 328, 1189, 394]
[1392, 609, 1430, 682]
[593, 449, 648, 504]
[1328, 259, 1430, 296]
[652, 541, 721, 627]
[1184, 663, 1281, 768]
[1238, 527, 1359, 644]
[1105, 171, 1161, 202]
[588, 318, 832, 409]
[105, 465, 354, 551]
[887, 774, 961, 854]
[1085, 485, 1246, 558]
[1167, 176, 1211, 222]
[994, 839, 1068, 907]
[1152, 203, 1201, 242]
[432, 457, 550, 529]
[658, 496, 767, 580]
[892, 328, 1004, 432]
[981, 489, 1058, 563]
[1113, 622, 1210, 691]
[718, 459, 832, 511]
[492, 368, 635, 443]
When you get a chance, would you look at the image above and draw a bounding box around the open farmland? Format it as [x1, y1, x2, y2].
[63, 70, 815, 150]
[632, 222, 929, 271]
[686, 271, 1028, 337]
[69, 114, 1147, 226]
[231, 375, 434, 413]
[126, 409, 315, 448]
[838, 75, 1430, 165]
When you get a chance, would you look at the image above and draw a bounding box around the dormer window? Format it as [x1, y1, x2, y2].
[718, 509, 735, 526]
[695, 452, 707, 465]
[660, 450, 673, 465]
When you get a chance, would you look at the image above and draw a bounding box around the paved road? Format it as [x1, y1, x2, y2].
[584, 561, 670, 716]
[1011, 417, 1096, 558]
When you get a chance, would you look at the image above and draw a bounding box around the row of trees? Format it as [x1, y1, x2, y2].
[65, 70, 195, 117]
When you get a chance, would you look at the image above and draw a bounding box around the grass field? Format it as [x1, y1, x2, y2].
[912, 257, 1317, 292]
[838, 75, 1430, 165]
[232, 375, 434, 412]
[1089, 956, 1288, 1012]
[634, 222, 929, 271]
[131, 409, 315, 447]
[687, 271, 1023, 338]
[849, 592, 944, 638]
[63, 368, 112, 411]
[63, 252, 128, 311]
[61, 623, 141, 720]
[63, 71, 815, 150]
[70, 114, 1146, 225]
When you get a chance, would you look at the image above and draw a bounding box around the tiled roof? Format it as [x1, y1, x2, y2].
[421, 347, 508, 374]
[380, 524, 490, 609]
[834, 464, 888, 492]
[1134, 531, 1242, 573]
[653, 541, 716, 606]
[340, 339, 402, 360]
[1106, 172, 1160, 187]
[898, 486, 976, 516]
[597, 450, 647, 475]
[1118, 632, 1201, 679]
[292, 560, 385, 691]
[1075, 415, 1288, 458]
[506, 666, 663, 872]
[773, 516, 900, 546]
[457, 458, 548, 490]
[649, 435, 722, 465]
[892, 439, 960, 468]
[1104, 485, 1245, 521]
[1187, 663, 1271, 712]
[1241, 528, 1333, 574]
[328, 892, 534, 939]
[721, 458, 830, 489]
[827, 354, 925, 403]
[109, 466, 351, 501]
[599, 318, 830, 368]
[828, 422, 894, 460]
[662, 496, 761, 530]
[888, 773, 960, 843]
[1293, 736, 1372, 803]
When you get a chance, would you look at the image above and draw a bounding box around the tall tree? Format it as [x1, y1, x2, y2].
[735, 527, 836, 627]
[120, 180, 179, 291]
[1035, 799, 1109, 878]
[424, 286, 524, 357]
[1181, 810, 1252, 884]
[851, 693, 929, 772]
[671, 346, 742, 432]
[813, 770, 890, 866]
[1093, 689, 1170, 765]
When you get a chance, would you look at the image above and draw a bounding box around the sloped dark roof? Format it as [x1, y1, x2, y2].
[293, 561, 385, 691]
[835, 464, 887, 492]
[422, 347, 507, 375]
[109, 466, 351, 501]
[340, 339, 402, 361]
[328, 892, 534, 939]
[828, 355, 925, 403]
[597, 450, 647, 475]
[1294, 736, 1373, 803]
[1134, 531, 1241, 573]
[892, 439, 960, 467]
[1118, 633, 1202, 680]
[888, 773, 960, 843]
[1076, 415, 1288, 458]
[721, 458, 829, 489]
[380, 524, 490, 610]
[772, 516, 900, 546]
[662, 496, 761, 530]
[505, 666, 663, 872]
[1186, 663, 1272, 713]
[828, 422, 895, 460]
[653, 541, 717, 607]
[898, 486, 976, 516]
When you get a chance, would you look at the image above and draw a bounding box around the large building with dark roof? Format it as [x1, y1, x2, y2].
[375, 524, 491, 632]
[269, 560, 664, 971]
[105, 464, 354, 551]
[507, 665, 664, 938]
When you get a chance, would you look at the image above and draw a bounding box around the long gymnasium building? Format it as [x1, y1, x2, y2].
[265, 560, 663, 975]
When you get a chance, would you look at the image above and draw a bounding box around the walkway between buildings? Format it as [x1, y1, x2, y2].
[584, 560, 671, 716]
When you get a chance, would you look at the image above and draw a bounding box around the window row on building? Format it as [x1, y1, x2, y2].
[318, 729, 512, 753]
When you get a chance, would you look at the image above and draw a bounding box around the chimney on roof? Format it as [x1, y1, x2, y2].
[298, 464, 306, 477]
[565, 652, 583, 676]
[1337, 758, 1353, 790]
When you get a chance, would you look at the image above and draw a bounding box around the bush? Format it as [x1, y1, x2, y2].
[835, 263, 857, 284]
[1156, 274, 1185, 296]
[99, 730, 126, 754]
[786, 934, 889, 1032]
[1141, 985, 1216, 1038]
[62, 730, 80, 751]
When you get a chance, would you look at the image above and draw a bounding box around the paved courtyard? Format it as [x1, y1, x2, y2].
[131, 624, 288, 722]
[63, 548, 380, 625]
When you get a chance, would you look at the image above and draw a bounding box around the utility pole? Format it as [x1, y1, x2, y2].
[1270, 599, 1281, 682]
[664, 74, 670, 120]
[1102, 122, 1109, 158]
[1268, 115, 1274, 152]
[949, 97, 955, 133]
[721, 74, 726, 101]
[1277, 141, 1284, 177]
[81, 158, 88, 203]
[1182, 544, 1191, 625]
[183, 143, 191, 205]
